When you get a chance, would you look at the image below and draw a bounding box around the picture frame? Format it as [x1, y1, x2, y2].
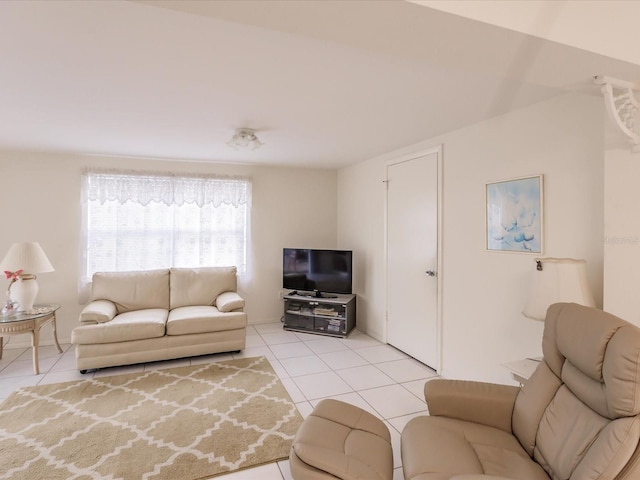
[486, 175, 543, 254]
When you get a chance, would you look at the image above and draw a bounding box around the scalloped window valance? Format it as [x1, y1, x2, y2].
[80, 170, 251, 295]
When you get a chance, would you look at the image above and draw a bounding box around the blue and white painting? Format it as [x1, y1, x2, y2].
[486, 175, 542, 253]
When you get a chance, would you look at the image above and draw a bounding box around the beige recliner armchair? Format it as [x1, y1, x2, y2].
[402, 302, 640, 480]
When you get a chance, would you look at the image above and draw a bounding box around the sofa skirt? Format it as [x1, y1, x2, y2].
[74, 328, 246, 371]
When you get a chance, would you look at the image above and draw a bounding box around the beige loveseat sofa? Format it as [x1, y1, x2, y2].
[71, 267, 247, 373]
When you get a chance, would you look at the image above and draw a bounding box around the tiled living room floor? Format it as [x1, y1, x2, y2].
[0, 322, 437, 480]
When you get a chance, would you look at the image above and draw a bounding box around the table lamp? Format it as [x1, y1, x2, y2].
[0, 242, 55, 312]
[522, 257, 596, 321]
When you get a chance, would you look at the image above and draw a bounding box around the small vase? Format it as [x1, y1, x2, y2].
[1, 291, 19, 315]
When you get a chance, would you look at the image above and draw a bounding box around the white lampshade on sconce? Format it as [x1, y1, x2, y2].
[522, 257, 596, 321]
[0, 242, 54, 313]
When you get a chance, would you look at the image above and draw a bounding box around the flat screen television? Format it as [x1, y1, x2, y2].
[283, 248, 353, 296]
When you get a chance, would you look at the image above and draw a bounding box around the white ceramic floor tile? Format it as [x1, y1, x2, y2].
[387, 411, 430, 435]
[340, 332, 382, 349]
[280, 355, 330, 377]
[269, 342, 313, 360]
[245, 324, 258, 335]
[0, 375, 41, 401]
[253, 322, 287, 334]
[292, 371, 353, 400]
[401, 378, 437, 401]
[295, 401, 314, 418]
[16, 343, 66, 361]
[1, 356, 59, 377]
[386, 419, 403, 469]
[261, 331, 303, 346]
[0, 347, 29, 372]
[39, 369, 90, 385]
[266, 358, 289, 379]
[280, 377, 307, 403]
[219, 462, 284, 479]
[359, 384, 428, 419]
[355, 345, 409, 364]
[318, 349, 368, 370]
[245, 335, 267, 347]
[376, 358, 436, 383]
[336, 364, 395, 391]
[233, 346, 276, 360]
[393, 467, 405, 480]
[304, 337, 350, 354]
[49, 349, 80, 372]
[278, 460, 294, 480]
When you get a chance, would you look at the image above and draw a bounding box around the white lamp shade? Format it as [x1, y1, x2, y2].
[522, 257, 596, 321]
[0, 242, 54, 274]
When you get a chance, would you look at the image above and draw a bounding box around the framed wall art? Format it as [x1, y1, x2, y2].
[486, 175, 543, 254]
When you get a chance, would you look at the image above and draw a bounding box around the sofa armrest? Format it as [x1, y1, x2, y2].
[425, 379, 519, 434]
[79, 300, 117, 325]
[216, 291, 245, 313]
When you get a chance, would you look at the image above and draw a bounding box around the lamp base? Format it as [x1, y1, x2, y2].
[10, 276, 39, 312]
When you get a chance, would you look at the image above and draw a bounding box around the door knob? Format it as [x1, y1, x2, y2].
[425, 270, 436, 277]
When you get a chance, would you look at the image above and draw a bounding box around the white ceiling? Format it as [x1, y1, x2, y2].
[1, 0, 639, 168]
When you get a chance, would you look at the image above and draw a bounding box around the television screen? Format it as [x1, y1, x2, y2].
[283, 248, 352, 295]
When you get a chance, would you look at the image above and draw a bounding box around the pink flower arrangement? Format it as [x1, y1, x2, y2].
[4, 269, 23, 293]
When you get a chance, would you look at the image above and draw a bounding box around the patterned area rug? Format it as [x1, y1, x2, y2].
[0, 356, 302, 480]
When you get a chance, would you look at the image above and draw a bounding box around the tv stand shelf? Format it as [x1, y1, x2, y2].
[283, 293, 356, 338]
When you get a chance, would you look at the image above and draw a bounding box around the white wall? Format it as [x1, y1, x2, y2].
[0, 152, 337, 347]
[338, 92, 604, 384]
[603, 146, 640, 325]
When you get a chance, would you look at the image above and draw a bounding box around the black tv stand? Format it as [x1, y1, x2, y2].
[287, 290, 337, 299]
[283, 293, 356, 337]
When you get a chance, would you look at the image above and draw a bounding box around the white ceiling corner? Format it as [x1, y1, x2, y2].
[0, 0, 638, 168]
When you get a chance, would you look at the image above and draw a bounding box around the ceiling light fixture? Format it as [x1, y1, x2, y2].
[227, 128, 264, 150]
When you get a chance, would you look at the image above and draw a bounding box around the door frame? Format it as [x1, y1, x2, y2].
[383, 145, 444, 373]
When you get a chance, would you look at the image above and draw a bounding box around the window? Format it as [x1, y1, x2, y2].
[81, 170, 251, 284]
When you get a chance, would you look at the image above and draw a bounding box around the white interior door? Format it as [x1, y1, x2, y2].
[386, 151, 440, 370]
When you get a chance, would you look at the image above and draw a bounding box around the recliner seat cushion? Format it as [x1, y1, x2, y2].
[71, 309, 168, 344]
[166, 306, 247, 335]
[401, 416, 549, 480]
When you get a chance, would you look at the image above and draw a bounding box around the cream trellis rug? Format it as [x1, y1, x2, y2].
[0, 356, 303, 480]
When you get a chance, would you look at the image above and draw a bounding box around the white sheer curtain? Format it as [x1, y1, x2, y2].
[80, 170, 251, 297]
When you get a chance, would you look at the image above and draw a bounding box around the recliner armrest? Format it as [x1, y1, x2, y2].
[79, 300, 117, 325]
[216, 291, 245, 312]
[425, 379, 519, 434]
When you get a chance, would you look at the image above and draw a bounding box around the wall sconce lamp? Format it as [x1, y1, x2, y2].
[522, 257, 596, 321]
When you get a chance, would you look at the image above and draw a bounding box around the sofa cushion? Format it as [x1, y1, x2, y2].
[169, 267, 238, 309]
[401, 416, 549, 480]
[166, 306, 247, 336]
[92, 269, 170, 313]
[79, 300, 118, 324]
[216, 291, 245, 312]
[71, 309, 168, 344]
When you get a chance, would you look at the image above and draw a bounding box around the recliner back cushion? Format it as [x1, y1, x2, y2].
[170, 266, 237, 309]
[515, 303, 640, 480]
[91, 269, 170, 313]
